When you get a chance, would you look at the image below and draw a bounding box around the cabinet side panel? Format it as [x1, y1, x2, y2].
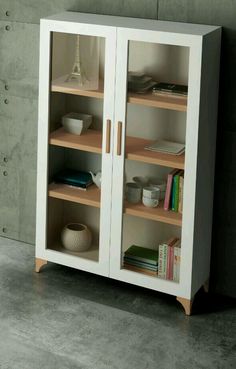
[191, 29, 222, 295]
[35, 22, 51, 258]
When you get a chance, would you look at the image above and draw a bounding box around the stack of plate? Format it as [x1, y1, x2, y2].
[145, 140, 185, 156]
[128, 72, 156, 94]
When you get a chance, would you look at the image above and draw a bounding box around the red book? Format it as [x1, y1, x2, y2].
[164, 169, 179, 211]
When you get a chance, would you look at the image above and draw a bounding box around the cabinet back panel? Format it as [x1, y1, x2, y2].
[122, 215, 181, 253]
[128, 41, 189, 84]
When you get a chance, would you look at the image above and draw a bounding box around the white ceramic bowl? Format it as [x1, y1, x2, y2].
[142, 196, 159, 208]
[61, 223, 92, 252]
[62, 112, 92, 135]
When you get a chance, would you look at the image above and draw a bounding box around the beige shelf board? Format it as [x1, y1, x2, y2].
[48, 183, 101, 208]
[128, 91, 187, 112]
[126, 136, 185, 169]
[49, 127, 102, 154]
[51, 76, 187, 110]
[124, 200, 182, 227]
[51, 75, 104, 98]
[48, 243, 99, 262]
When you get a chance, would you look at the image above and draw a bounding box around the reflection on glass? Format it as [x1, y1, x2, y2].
[66, 35, 89, 86]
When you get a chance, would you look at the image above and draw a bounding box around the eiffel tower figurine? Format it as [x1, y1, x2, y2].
[66, 35, 89, 86]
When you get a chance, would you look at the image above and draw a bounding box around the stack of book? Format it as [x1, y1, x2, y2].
[128, 72, 156, 94]
[158, 237, 181, 282]
[123, 245, 158, 276]
[54, 169, 93, 190]
[164, 169, 184, 212]
[152, 82, 188, 96]
[145, 140, 185, 156]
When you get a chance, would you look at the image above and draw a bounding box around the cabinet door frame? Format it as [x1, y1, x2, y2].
[35, 18, 117, 277]
[110, 27, 203, 297]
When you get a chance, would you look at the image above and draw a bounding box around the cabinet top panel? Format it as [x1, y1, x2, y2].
[42, 12, 221, 36]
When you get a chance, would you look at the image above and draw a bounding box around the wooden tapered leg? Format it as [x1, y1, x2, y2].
[176, 296, 193, 316]
[203, 278, 210, 293]
[35, 258, 47, 273]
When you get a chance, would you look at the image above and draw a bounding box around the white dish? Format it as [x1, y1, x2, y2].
[62, 112, 92, 135]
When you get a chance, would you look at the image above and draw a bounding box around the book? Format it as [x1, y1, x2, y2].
[164, 169, 179, 211]
[144, 140, 185, 155]
[172, 170, 183, 212]
[123, 263, 158, 276]
[152, 82, 188, 96]
[178, 174, 184, 213]
[173, 244, 181, 282]
[167, 239, 181, 280]
[54, 169, 93, 189]
[123, 257, 158, 271]
[158, 237, 178, 279]
[124, 245, 158, 266]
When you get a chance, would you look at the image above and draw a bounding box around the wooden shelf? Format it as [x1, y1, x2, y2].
[51, 76, 187, 111]
[51, 76, 104, 98]
[48, 183, 100, 208]
[124, 200, 182, 227]
[126, 136, 185, 169]
[48, 243, 99, 262]
[49, 129, 184, 169]
[49, 127, 102, 154]
[128, 91, 187, 112]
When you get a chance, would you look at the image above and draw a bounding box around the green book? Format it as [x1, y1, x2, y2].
[124, 245, 158, 266]
[124, 258, 158, 271]
[172, 172, 181, 212]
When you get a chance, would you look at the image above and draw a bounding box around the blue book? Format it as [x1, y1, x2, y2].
[124, 257, 158, 271]
[54, 169, 93, 189]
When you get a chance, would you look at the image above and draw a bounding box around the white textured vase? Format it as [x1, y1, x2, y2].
[61, 223, 92, 252]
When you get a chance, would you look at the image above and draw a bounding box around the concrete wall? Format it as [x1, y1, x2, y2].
[1, 0, 235, 297]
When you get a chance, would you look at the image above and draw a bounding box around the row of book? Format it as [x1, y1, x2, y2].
[158, 237, 181, 282]
[123, 240, 181, 282]
[123, 245, 158, 276]
[164, 169, 184, 212]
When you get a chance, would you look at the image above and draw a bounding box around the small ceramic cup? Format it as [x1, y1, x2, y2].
[149, 177, 167, 200]
[132, 176, 149, 188]
[126, 182, 142, 204]
[143, 186, 160, 200]
[142, 196, 159, 208]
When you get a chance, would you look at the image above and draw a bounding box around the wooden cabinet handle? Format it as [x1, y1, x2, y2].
[106, 119, 111, 153]
[117, 121, 122, 156]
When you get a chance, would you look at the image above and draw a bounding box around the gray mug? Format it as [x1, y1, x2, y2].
[126, 182, 142, 204]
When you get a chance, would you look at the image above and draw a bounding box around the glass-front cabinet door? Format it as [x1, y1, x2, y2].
[36, 18, 116, 276]
[110, 28, 192, 295]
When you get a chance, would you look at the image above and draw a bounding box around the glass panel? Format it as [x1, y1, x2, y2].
[122, 40, 189, 282]
[47, 32, 105, 261]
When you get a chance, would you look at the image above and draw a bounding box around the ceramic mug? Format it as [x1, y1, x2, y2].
[126, 182, 142, 204]
[142, 196, 159, 208]
[132, 176, 149, 188]
[143, 186, 160, 200]
[149, 177, 166, 200]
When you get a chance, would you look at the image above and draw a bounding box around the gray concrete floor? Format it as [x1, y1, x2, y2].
[0, 237, 235, 369]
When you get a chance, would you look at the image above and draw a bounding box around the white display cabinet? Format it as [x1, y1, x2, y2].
[35, 12, 221, 315]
